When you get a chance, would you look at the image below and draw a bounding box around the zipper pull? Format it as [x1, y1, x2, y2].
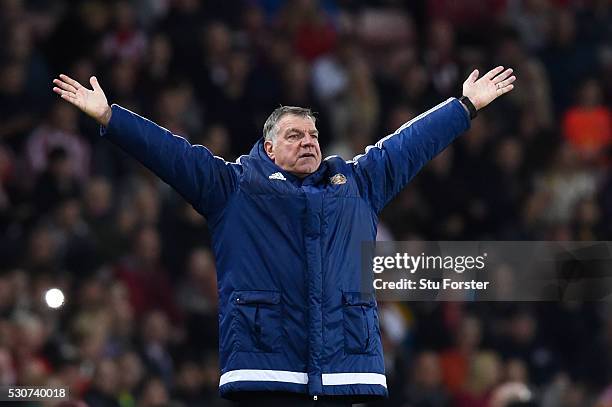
[313, 395, 318, 401]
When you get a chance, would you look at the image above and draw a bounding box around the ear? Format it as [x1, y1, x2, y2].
[264, 140, 275, 161]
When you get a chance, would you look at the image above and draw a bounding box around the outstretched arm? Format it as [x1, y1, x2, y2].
[52, 74, 240, 218]
[353, 66, 516, 213]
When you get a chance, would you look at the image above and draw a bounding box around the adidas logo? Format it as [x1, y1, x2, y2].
[268, 172, 287, 181]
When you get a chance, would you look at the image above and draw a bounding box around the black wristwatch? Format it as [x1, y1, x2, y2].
[459, 96, 478, 120]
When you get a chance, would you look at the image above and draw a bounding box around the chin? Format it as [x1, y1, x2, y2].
[291, 165, 316, 177]
[303, 164, 319, 174]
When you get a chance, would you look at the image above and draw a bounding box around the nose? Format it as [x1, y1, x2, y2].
[301, 134, 317, 147]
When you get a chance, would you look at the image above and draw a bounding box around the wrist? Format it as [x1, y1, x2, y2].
[459, 96, 477, 120]
[99, 105, 112, 127]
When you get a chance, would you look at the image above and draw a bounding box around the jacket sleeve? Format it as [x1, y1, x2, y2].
[100, 104, 240, 218]
[352, 98, 470, 214]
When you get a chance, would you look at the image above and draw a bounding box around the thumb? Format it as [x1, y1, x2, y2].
[90, 76, 102, 91]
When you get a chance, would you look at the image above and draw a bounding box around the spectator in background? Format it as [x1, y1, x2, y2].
[0, 144, 24, 265]
[189, 21, 232, 104]
[33, 147, 81, 216]
[139, 311, 175, 389]
[571, 197, 604, 240]
[419, 147, 468, 239]
[115, 226, 179, 322]
[526, 143, 599, 233]
[129, 182, 161, 228]
[496, 310, 556, 386]
[13, 314, 51, 385]
[0, 347, 17, 385]
[82, 177, 116, 264]
[154, 82, 203, 141]
[485, 138, 527, 237]
[200, 124, 233, 160]
[116, 351, 144, 407]
[173, 360, 208, 407]
[26, 101, 90, 184]
[0, 61, 37, 147]
[102, 1, 148, 62]
[505, 0, 553, 52]
[454, 351, 502, 407]
[138, 376, 171, 407]
[440, 315, 483, 396]
[311, 35, 357, 106]
[453, 117, 496, 238]
[138, 33, 174, 108]
[490, 382, 533, 407]
[160, 200, 211, 277]
[540, 8, 599, 115]
[400, 351, 451, 407]
[278, 0, 337, 62]
[396, 63, 440, 113]
[105, 59, 141, 110]
[45, 196, 97, 275]
[496, 30, 554, 130]
[425, 20, 460, 97]
[177, 248, 218, 352]
[43, 1, 110, 73]
[326, 55, 379, 145]
[23, 226, 59, 275]
[505, 359, 530, 385]
[562, 78, 611, 163]
[83, 358, 121, 407]
[4, 22, 52, 105]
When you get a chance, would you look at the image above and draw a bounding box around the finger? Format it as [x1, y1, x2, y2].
[497, 75, 516, 88]
[484, 66, 504, 80]
[501, 84, 514, 94]
[59, 92, 79, 106]
[493, 68, 513, 83]
[465, 69, 479, 85]
[53, 87, 77, 100]
[53, 78, 77, 94]
[90, 76, 102, 92]
[59, 74, 83, 90]
[60, 93, 77, 102]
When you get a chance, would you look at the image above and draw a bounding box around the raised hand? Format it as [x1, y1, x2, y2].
[52, 74, 112, 126]
[462, 66, 516, 111]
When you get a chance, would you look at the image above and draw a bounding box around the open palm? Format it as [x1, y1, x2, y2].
[462, 66, 516, 111]
[52, 74, 112, 126]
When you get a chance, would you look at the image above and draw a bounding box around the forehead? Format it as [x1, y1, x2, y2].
[276, 114, 317, 133]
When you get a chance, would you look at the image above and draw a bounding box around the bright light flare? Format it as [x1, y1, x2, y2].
[45, 288, 65, 309]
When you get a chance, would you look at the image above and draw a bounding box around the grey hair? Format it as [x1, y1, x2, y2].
[263, 106, 315, 143]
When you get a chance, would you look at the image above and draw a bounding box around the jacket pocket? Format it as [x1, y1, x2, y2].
[342, 291, 377, 354]
[232, 290, 282, 353]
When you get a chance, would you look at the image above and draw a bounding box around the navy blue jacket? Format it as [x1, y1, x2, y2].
[101, 98, 470, 401]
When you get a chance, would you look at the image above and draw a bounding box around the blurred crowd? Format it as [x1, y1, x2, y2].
[0, 0, 610, 406]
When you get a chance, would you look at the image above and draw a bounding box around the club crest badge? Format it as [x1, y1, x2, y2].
[330, 173, 347, 185]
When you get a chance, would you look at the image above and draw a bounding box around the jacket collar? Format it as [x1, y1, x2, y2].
[249, 138, 329, 187]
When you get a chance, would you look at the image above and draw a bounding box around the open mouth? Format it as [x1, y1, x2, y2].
[299, 153, 315, 159]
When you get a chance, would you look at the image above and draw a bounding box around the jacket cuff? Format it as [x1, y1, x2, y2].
[99, 104, 121, 137]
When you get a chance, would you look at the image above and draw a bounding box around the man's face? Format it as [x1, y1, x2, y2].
[264, 114, 322, 178]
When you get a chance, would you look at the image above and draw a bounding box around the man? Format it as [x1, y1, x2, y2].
[53, 66, 515, 406]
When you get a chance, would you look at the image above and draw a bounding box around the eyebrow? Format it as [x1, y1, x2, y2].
[286, 128, 319, 134]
